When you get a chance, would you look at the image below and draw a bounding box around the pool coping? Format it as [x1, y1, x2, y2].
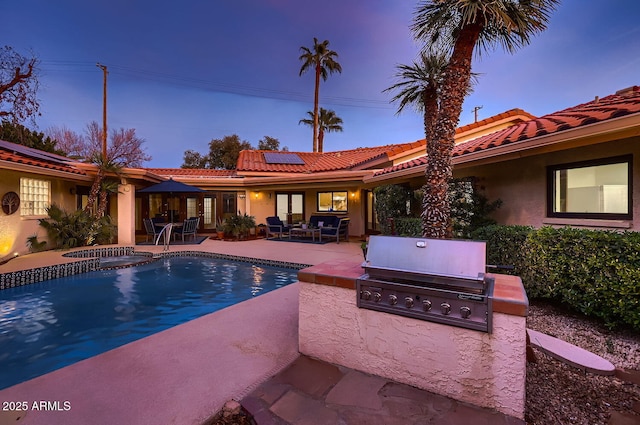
[0, 247, 312, 290]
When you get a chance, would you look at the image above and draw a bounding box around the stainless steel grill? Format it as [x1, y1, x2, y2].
[357, 236, 494, 333]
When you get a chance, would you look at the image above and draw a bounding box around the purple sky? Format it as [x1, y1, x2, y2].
[3, 0, 639, 167]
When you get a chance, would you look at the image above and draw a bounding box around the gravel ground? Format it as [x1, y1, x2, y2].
[526, 301, 640, 425]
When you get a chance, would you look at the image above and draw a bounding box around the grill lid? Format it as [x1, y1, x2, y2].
[363, 235, 486, 281]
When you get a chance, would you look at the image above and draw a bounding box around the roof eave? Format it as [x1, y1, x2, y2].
[365, 112, 640, 182]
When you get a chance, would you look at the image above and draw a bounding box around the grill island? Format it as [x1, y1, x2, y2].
[297, 235, 529, 420]
[357, 236, 494, 333]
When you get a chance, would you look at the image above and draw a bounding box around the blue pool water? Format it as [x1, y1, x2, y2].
[0, 256, 298, 390]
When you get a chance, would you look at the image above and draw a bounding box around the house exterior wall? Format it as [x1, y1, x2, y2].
[245, 186, 365, 238]
[455, 136, 640, 231]
[0, 169, 77, 257]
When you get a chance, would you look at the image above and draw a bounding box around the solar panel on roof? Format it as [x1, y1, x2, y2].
[263, 152, 305, 165]
[0, 140, 72, 165]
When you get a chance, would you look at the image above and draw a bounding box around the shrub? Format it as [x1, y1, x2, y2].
[477, 225, 640, 331]
[36, 204, 116, 249]
[393, 217, 422, 237]
[471, 225, 532, 276]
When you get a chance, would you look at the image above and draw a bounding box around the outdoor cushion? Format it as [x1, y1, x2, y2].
[309, 215, 340, 228]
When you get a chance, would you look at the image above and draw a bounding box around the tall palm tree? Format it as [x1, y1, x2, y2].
[298, 38, 342, 153]
[299, 108, 343, 153]
[407, 0, 558, 238]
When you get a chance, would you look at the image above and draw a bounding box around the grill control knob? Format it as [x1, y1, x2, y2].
[440, 302, 451, 315]
[404, 297, 414, 308]
[422, 300, 432, 311]
[389, 294, 398, 305]
[373, 292, 382, 302]
[362, 290, 372, 301]
[460, 306, 471, 319]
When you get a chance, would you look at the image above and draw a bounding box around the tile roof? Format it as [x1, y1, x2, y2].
[145, 168, 238, 178]
[237, 142, 422, 173]
[373, 86, 640, 177]
[455, 108, 536, 136]
[0, 139, 86, 176]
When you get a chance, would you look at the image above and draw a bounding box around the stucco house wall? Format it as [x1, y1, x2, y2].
[455, 136, 640, 231]
[0, 169, 78, 257]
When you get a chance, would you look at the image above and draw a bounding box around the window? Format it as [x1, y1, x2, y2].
[20, 178, 51, 216]
[547, 155, 632, 220]
[317, 191, 348, 212]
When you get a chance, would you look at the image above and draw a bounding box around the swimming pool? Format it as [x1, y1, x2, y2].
[0, 256, 299, 390]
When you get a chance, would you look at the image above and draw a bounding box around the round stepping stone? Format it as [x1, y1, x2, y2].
[527, 328, 615, 375]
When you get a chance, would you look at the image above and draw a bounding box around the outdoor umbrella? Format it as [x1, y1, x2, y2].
[138, 178, 205, 222]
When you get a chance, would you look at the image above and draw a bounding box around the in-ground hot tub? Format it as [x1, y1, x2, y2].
[297, 236, 529, 420]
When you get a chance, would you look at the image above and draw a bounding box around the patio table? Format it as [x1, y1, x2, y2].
[289, 227, 321, 243]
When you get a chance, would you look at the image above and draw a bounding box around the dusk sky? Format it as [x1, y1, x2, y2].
[3, 1, 640, 168]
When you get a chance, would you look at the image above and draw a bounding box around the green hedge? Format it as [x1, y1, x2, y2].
[471, 225, 640, 331]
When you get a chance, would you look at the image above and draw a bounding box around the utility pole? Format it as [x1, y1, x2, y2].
[472, 105, 483, 123]
[97, 63, 108, 159]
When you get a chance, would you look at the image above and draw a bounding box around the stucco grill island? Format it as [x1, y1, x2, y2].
[357, 236, 494, 333]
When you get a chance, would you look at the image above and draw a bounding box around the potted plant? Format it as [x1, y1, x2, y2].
[215, 218, 225, 240]
[240, 213, 256, 239]
[223, 213, 256, 240]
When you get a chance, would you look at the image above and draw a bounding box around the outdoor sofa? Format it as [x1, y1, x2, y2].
[308, 215, 350, 243]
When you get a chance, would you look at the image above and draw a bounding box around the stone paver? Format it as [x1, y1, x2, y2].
[243, 355, 525, 425]
[273, 356, 344, 398]
[270, 390, 338, 424]
[325, 370, 386, 409]
[527, 328, 616, 375]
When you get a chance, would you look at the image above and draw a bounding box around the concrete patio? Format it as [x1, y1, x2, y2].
[0, 238, 524, 424]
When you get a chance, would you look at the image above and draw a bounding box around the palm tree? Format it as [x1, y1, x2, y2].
[299, 108, 343, 153]
[84, 153, 121, 217]
[406, 0, 558, 238]
[298, 38, 342, 153]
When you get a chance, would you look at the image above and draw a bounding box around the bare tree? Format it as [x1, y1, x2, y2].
[48, 121, 151, 167]
[46, 125, 87, 159]
[0, 46, 40, 124]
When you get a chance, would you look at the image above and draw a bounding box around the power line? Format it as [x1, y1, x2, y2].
[40, 60, 395, 110]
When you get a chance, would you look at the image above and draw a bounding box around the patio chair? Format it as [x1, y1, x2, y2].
[174, 217, 199, 242]
[266, 216, 291, 239]
[320, 217, 350, 243]
[143, 218, 159, 243]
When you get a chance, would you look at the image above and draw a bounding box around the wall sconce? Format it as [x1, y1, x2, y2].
[254, 192, 259, 199]
[238, 193, 246, 199]
[350, 192, 356, 198]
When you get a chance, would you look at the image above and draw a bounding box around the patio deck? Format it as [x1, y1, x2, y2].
[0, 239, 523, 424]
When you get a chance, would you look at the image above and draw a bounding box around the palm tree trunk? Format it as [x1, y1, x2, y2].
[421, 87, 440, 237]
[318, 129, 325, 153]
[423, 23, 481, 239]
[84, 168, 104, 217]
[313, 63, 321, 153]
[97, 188, 108, 218]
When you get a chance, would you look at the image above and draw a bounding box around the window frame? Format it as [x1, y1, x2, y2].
[546, 155, 633, 220]
[317, 191, 348, 213]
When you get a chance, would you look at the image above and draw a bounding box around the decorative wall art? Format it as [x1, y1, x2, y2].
[2, 192, 20, 215]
